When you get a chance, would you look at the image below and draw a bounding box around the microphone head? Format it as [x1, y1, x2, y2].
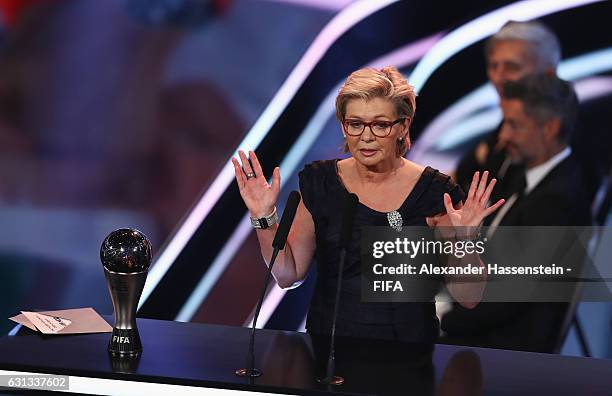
[101, 228, 152, 273]
[272, 191, 301, 250]
[339, 193, 359, 249]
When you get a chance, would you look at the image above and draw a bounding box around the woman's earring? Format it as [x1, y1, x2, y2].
[343, 133, 347, 138]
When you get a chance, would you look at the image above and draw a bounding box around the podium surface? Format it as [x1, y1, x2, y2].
[1, 316, 611, 395]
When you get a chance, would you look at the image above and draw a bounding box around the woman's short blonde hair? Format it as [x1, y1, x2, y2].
[335, 66, 416, 156]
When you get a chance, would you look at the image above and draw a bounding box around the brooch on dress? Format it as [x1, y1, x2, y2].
[387, 210, 403, 232]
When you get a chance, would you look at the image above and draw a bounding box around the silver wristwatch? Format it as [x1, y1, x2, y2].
[250, 207, 278, 229]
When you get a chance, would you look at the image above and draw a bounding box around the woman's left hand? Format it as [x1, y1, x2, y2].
[443, 171, 505, 239]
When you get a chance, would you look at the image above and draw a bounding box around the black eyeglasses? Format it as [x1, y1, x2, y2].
[342, 118, 405, 137]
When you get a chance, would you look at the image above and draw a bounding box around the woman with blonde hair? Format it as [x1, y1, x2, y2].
[232, 66, 504, 342]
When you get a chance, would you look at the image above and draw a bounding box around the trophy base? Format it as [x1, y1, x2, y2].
[108, 352, 141, 374]
[108, 328, 142, 356]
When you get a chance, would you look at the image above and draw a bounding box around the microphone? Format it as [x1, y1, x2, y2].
[320, 193, 358, 386]
[236, 190, 301, 378]
[100, 228, 152, 356]
[339, 193, 359, 249]
[272, 190, 301, 250]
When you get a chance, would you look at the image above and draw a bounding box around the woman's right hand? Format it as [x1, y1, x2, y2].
[232, 150, 280, 218]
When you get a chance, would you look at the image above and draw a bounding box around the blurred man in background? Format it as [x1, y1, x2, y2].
[442, 73, 591, 352]
[454, 20, 561, 202]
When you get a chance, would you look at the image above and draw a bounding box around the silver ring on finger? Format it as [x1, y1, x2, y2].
[246, 172, 256, 179]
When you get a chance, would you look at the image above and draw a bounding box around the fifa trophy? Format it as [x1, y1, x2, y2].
[101, 228, 152, 356]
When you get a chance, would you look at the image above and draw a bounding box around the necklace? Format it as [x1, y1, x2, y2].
[387, 210, 403, 232]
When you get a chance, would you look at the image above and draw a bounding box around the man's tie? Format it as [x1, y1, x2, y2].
[485, 168, 527, 237]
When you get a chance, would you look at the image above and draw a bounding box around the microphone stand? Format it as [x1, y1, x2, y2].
[318, 247, 346, 386]
[236, 189, 301, 380]
[235, 248, 280, 378]
[318, 192, 357, 387]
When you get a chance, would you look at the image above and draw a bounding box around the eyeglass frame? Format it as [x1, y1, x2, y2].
[341, 117, 406, 138]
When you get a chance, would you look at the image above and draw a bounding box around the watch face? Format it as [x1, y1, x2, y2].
[259, 218, 268, 229]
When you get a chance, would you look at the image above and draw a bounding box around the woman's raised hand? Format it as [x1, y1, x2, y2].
[443, 171, 505, 239]
[232, 150, 281, 218]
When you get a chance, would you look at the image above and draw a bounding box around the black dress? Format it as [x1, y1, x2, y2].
[298, 159, 464, 343]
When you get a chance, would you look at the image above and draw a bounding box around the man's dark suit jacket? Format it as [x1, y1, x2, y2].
[441, 154, 591, 353]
